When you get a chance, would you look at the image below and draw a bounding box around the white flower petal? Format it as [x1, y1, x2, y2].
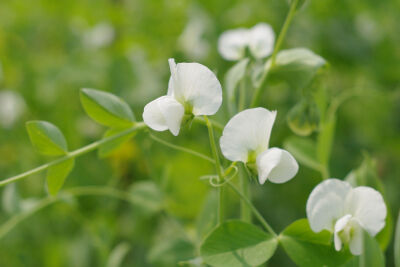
[344, 186, 387, 236]
[218, 28, 249, 61]
[167, 60, 222, 116]
[306, 179, 352, 232]
[248, 23, 275, 59]
[143, 95, 184, 136]
[220, 108, 277, 162]
[256, 148, 298, 184]
[349, 221, 363, 255]
[334, 214, 352, 251]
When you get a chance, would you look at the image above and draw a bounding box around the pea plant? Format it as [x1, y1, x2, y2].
[1, 1, 399, 266]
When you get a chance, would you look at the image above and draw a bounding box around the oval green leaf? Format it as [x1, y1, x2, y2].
[26, 120, 68, 156]
[47, 158, 75, 196]
[280, 219, 351, 267]
[200, 220, 278, 267]
[80, 88, 135, 127]
[267, 48, 327, 90]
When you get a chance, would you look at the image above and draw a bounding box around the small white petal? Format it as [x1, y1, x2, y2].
[349, 221, 363, 255]
[256, 148, 298, 184]
[306, 179, 352, 232]
[167, 61, 222, 116]
[248, 23, 275, 59]
[143, 96, 184, 136]
[218, 28, 249, 61]
[334, 214, 352, 251]
[220, 108, 277, 162]
[344, 186, 387, 236]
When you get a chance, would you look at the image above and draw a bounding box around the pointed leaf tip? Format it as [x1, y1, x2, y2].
[26, 120, 68, 156]
[80, 88, 135, 127]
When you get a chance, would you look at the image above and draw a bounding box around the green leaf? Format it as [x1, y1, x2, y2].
[106, 242, 131, 267]
[80, 88, 135, 127]
[340, 231, 385, 267]
[148, 217, 195, 266]
[129, 181, 163, 216]
[267, 48, 327, 90]
[316, 115, 336, 167]
[360, 231, 385, 267]
[98, 127, 137, 158]
[284, 136, 322, 171]
[200, 220, 278, 267]
[281, 219, 331, 246]
[395, 212, 400, 267]
[280, 219, 351, 267]
[26, 121, 68, 156]
[46, 158, 75, 196]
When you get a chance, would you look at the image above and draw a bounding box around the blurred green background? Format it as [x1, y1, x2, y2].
[0, 0, 399, 266]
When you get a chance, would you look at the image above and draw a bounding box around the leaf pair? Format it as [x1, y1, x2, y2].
[199, 219, 386, 267]
[26, 121, 74, 196]
[26, 88, 136, 195]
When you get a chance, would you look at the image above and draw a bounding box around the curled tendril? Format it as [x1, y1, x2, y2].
[200, 165, 238, 187]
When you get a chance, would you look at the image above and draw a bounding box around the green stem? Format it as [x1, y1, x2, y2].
[0, 185, 137, 239]
[250, 0, 299, 107]
[0, 122, 147, 187]
[239, 167, 251, 222]
[227, 181, 277, 236]
[149, 133, 215, 164]
[204, 115, 225, 224]
[193, 117, 224, 132]
[238, 78, 246, 111]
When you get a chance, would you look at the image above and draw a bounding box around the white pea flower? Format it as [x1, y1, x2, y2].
[220, 108, 298, 184]
[306, 179, 387, 255]
[143, 58, 222, 136]
[218, 23, 275, 61]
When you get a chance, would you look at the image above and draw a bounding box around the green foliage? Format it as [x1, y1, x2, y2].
[80, 88, 135, 127]
[316, 114, 336, 168]
[46, 158, 75, 196]
[106, 242, 131, 267]
[267, 48, 327, 90]
[98, 127, 137, 158]
[147, 218, 195, 266]
[287, 98, 320, 136]
[287, 0, 307, 10]
[395, 212, 400, 267]
[280, 219, 351, 267]
[200, 220, 278, 267]
[284, 136, 322, 171]
[196, 190, 218, 241]
[129, 181, 163, 216]
[342, 231, 385, 267]
[26, 121, 68, 156]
